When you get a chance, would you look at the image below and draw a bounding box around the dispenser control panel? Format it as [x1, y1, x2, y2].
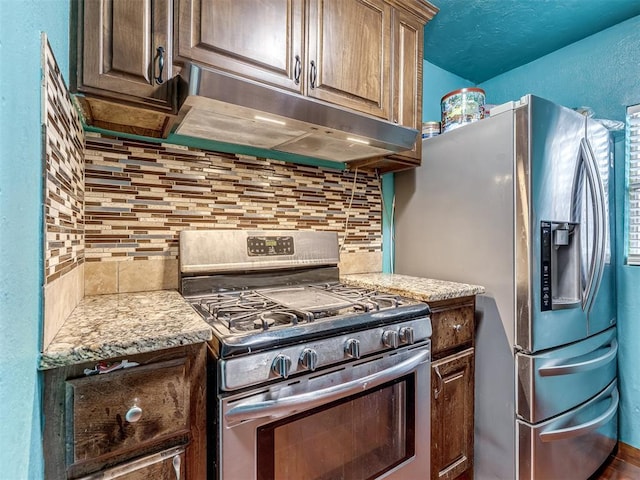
[540, 221, 552, 311]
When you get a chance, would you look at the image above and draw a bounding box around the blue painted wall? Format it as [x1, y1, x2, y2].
[423, 15, 640, 448]
[422, 60, 474, 123]
[0, 1, 70, 478]
[478, 15, 640, 124]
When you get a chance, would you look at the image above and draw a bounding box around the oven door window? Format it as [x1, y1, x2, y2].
[256, 376, 415, 480]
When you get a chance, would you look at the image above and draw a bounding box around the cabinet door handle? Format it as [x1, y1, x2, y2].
[309, 60, 317, 89]
[172, 453, 181, 480]
[294, 55, 301, 85]
[155, 46, 165, 85]
[434, 365, 444, 399]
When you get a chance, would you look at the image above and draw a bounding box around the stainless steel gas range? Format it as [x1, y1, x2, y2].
[179, 229, 432, 480]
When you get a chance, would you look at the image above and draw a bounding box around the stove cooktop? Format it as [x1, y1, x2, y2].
[185, 282, 430, 358]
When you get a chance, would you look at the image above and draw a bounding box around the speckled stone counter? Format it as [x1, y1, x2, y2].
[341, 273, 485, 302]
[40, 290, 212, 370]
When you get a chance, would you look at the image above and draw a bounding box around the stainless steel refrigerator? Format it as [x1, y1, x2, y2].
[394, 95, 618, 479]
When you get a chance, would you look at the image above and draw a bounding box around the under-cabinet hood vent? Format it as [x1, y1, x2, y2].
[172, 63, 418, 163]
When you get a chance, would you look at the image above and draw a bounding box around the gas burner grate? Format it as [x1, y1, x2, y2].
[187, 283, 411, 334]
[193, 291, 314, 332]
[315, 284, 403, 310]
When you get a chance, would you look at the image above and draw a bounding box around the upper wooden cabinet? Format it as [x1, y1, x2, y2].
[177, 0, 395, 120]
[73, 0, 178, 138]
[77, 0, 175, 110]
[177, 0, 304, 94]
[306, 0, 392, 119]
[336, 0, 434, 172]
[73, 0, 436, 171]
[390, 8, 424, 161]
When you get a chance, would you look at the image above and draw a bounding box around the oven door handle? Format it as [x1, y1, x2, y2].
[224, 349, 429, 426]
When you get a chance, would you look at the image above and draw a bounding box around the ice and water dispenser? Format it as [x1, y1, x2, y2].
[540, 221, 581, 311]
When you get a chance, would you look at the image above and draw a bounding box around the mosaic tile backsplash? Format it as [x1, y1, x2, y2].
[42, 35, 85, 348]
[42, 39, 384, 302]
[83, 134, 384, 266]
[43, 38, 85, 284]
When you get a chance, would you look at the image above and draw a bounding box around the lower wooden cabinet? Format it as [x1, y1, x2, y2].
[429, 296, 476, 480]
[431, 348, 475, 480]
[43, 343, 206, 479]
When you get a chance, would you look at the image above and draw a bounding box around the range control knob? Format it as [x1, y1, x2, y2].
[399, 326, 415, 345]
[271, 354, 292, 379]
[299, 348, 319, 371]
[382, 330, 399, 349]
[345, 338, 361, 359]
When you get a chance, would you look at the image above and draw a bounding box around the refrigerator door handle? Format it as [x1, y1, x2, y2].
[538, 387, 618, 443]
[583, 137, 608, 313]
[537, 338, 617, 377]
[580, 138, 605, 313]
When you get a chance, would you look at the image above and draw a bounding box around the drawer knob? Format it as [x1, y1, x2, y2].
[453, 324, 462, 332]
[125, 401, 143, 423]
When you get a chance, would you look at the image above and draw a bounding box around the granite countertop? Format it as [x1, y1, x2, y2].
[341, 273, 485, 303]
[40, 290, 212, 370]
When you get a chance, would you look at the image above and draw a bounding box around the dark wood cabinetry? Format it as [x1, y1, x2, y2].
[43, 343, 206, 479]
[177, 0, 394, 120]
[429, 296, 476, 480]
[306, 0, 392, 119]
[177, 0, 304, 94]
[73, 0, 436, 171]
[432, 348, 475, 480]
[73, 0, 178, 137]
[342, 1, 429, 172]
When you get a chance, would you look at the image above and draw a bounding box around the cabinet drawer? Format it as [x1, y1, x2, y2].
[67, 358, 190, 464]
[431, 302, 475, 356]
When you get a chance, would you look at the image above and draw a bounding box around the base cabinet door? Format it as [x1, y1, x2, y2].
[431, 348, 475, 480]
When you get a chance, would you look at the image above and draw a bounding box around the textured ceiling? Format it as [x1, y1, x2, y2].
[423, 0, 640, 84]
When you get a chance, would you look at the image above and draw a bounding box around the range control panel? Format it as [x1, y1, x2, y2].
[247, 236, 295, 256]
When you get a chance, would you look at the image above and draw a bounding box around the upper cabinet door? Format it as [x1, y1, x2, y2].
[393, 9, 422, 130]
[307, 0, 392, 120]
[177, 0, 304, 93]
[390, 7, 424, 161]
[80, 0, 174, 110]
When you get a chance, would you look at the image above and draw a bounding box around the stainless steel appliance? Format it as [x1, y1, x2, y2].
[394, 95, 618, 480]
[179, 230, 432, 480]
[173, 63, 418, 163]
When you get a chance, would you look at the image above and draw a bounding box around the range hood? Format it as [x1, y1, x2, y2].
[172, 62, 418, 163]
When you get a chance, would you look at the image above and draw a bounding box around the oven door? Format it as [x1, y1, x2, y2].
[219, 343, 431, 480]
